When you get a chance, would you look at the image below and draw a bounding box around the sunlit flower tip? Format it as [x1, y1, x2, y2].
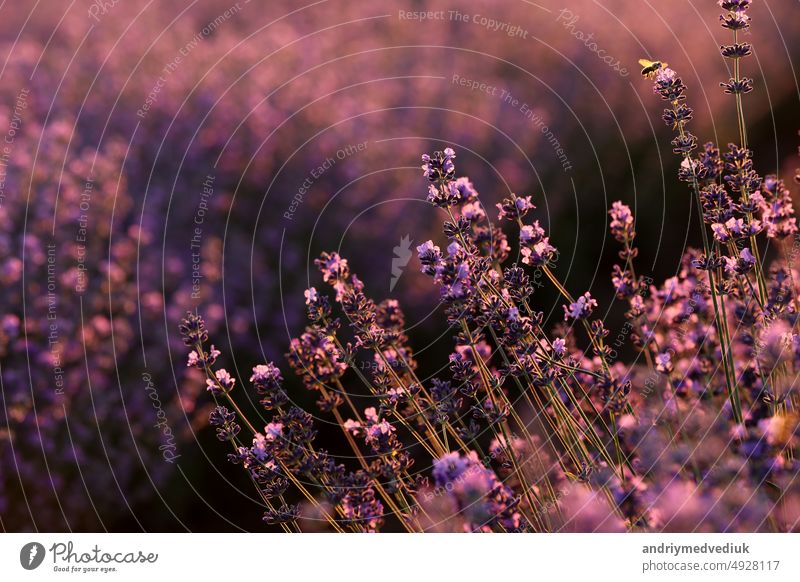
[446, 241, 465, 256]
[725, 216, 760, 238]
[521, 238, 556, 267]
[723, 248, 756, 275]
[652, 67, 686, 102]
[386, 386, 405, 402]
[417, 240, 439, 256]
[343, 419, 362, 434]
[315, 252, 349, 284]
[416, 240, 443, 277]
[452, 176, 479, 203]
[187, 344, 220, 368]
[264, 421, 284, 441]
[655, 352, 673, 374]
[496, 194, 535, 221]
[262, 505, 300, 526]
[563, 292, 597, 321]
[519, 222, 545, 244]
[421, 148, 456, 184]
[608, 201, 635, 242]
[179, 311, 208, 346]
[206, 368, 236, 394]
[364, 407, 379, 423]
[461, 201, 485, 221]
[367, 420, 394, 439]
[552, 337, 567, 357]
[677, 157, 701, 181]
[711, 222, 731, 243]
[250, 363, 282, 386]
[304, 287, 318, 305]
[251, 433, 268, 461]
[654, 67, 677, 83]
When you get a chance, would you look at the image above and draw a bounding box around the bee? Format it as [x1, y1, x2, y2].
[639, 58, 668, 79]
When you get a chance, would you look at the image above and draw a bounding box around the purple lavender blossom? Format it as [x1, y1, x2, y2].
[563, 292, 598, 321]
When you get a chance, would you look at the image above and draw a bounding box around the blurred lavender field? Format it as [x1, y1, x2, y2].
[1, 0, 799, 531]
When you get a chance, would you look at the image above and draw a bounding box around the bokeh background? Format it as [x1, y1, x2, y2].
[1, 0, 798, 531]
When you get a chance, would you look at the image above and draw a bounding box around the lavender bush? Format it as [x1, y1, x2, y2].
[182, 0, 800, 532]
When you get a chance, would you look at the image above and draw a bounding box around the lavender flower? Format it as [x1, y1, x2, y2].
[608, 201, 635, 243]
[719, 0, 752, 31]
[416, 240, 443, 276]
[250, 364, 289, 410]
[423, 148, 461, 208]
[563, 292, 598, 321]
[760, 176, 798, 239]
[723, 248, 756, 275]
[496, 194, 535, 221]
[206, 368, 236, 394]
[209, 406, 240, 441]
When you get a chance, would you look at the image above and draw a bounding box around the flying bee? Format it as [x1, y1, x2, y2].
[639, 58, 668, 79]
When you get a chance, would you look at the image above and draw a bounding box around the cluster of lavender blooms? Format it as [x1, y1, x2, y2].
[182, 0, 800, 532]
[0, 125, 206, 530]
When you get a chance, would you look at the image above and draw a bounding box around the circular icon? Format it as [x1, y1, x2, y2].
[20, 542, 46, 570]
